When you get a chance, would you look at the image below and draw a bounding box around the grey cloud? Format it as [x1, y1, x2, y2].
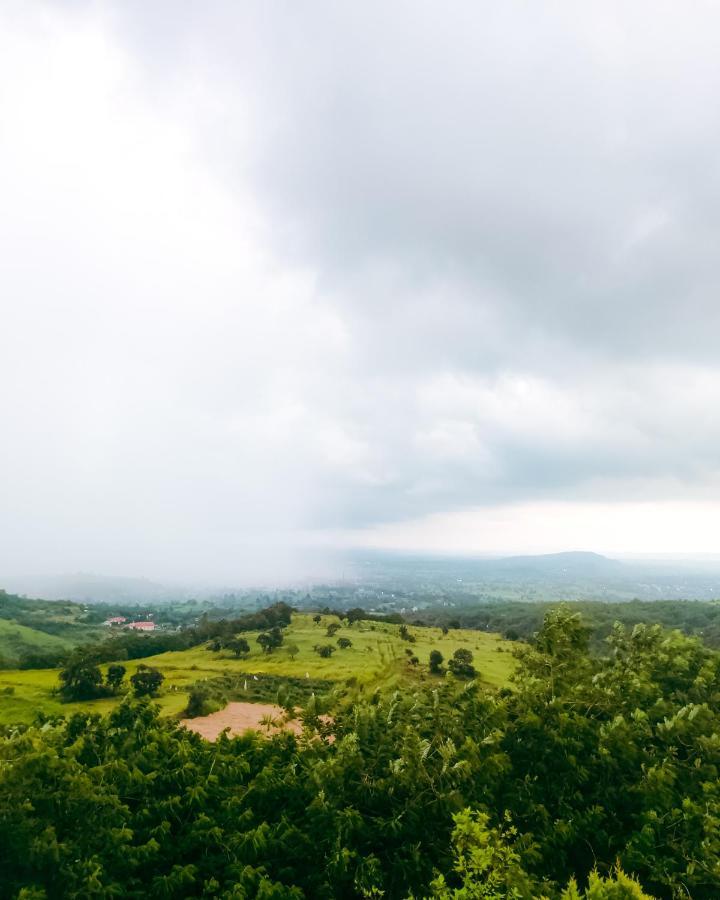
[105, 1, 720, 364]
[3, 2, 720, 581]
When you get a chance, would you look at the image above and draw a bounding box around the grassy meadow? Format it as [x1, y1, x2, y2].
[0, 613, 517, 725]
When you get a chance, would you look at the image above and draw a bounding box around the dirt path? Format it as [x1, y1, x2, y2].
[180, 701, 303, 740]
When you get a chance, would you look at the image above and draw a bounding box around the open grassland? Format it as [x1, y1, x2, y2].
[0, 613, 517, 725]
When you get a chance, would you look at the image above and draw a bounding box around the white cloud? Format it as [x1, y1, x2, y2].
[333, 499, 720, 558]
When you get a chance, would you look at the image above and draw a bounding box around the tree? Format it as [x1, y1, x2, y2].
[430, 810, 654, 899]
[286, 643, 300, 660]
[105, 663, 126, 692]
[257, 627, 284, 654]
[184, 686, 210, 718]
[312, 614, 322, 625]
[429, 809, 538, 898]
[519, 605, 591, 699]
[345, 607, 365, 625]
[314, 644, 335, 658]
[429, 649, 444, 674]
[337, 637, 352, 650]
[225, 637, 250, 658]
[441, 625, 449, 636]
[325, 622, 341, 638]
[58, 654, 105, 700]
[448, 648, 476, 679]
[130, 665, 164, 697]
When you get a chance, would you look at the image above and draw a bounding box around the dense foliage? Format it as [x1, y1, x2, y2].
[2, 607, 720, 897]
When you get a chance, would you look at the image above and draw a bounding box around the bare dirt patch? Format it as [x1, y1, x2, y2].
[180, 701, 302, 741]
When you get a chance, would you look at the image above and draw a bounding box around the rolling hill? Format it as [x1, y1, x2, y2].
[0, 618, 73, 667]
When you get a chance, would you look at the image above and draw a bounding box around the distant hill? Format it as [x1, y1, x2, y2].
[0, 573, 180, 604]
[345, 549, 625, 583]
[340, 549, 720, 601]
[486, 551, 623, 576]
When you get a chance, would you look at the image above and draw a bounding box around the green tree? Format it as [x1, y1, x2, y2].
[225, 637, 250, 658]
[105, 663, 126, 692]
[130, 665, 164, 697]
[314, 644, 335, 658]
[429, 809, 538, 898]
[257, 626, 284, 654]
[337, 637, 352, 649]
[58, 654, 105, 700]
[448, 649, 476, 679]
[345, 607, 365, 625]
[429, 649, 444, 674]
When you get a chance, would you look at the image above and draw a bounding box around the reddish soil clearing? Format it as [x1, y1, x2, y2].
[180, 701, 303, 741]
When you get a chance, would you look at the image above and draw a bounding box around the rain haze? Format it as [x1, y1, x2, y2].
[3, 1, 720, 585]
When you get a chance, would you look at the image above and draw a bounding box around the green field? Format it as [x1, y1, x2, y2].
[0, 613, 517, 725]
[0, 618, 75, 666]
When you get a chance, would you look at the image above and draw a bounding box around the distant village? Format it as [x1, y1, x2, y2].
[101, 615, 157, 632]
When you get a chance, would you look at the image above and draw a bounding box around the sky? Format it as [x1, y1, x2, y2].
[2, 1, 720, 583]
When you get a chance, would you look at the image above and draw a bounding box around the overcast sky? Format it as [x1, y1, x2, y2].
[3, 1, 720, 583]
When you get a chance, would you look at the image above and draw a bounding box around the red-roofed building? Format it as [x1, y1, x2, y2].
[125, 621, 156, 631]
[103, 616, 127, 626]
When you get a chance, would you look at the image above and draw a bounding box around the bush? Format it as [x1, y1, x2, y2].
[448, 648, 476, 679]
[429, 649, 444, 674]
[184, 687, 214, 718]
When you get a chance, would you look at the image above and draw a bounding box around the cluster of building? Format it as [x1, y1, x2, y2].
[101, 615, 156, 632]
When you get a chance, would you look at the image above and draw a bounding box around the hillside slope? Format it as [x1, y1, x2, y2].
[0, 618, 72, 667]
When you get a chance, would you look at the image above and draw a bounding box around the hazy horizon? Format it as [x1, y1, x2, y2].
[4, 2, 720, 583]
